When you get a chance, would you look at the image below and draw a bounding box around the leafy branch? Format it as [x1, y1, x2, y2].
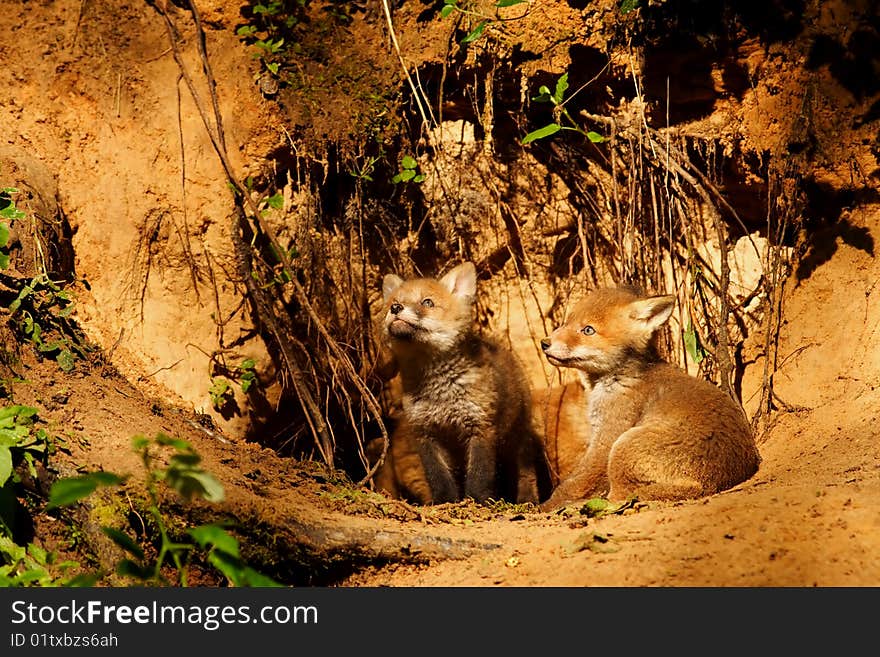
[522, 73, 607, 145]
[48, 434, 280, 587]
[440, 0, 528, 45]
[0, 186, 24, 270]
[391, 155, 425, 184]
[0, 405, 82, 587]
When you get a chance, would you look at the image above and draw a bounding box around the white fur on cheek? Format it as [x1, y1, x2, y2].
[421, 316, 464, 350]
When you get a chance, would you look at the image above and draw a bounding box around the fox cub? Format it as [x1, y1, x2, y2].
[540, 287, 760, 508]
[379, 262, 551, 505]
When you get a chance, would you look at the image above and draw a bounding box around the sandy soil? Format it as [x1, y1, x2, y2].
[1, 0, 878, 587]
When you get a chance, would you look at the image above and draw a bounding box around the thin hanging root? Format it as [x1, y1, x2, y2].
[149, 0, 390, 472]
[576, 100, 750, 395]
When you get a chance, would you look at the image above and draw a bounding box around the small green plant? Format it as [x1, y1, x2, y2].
[577, 496, 639, 518]
[209, 358, 258, 411]
[48, 434, 280, 587]
[209, 378, 234, 411]
[8, 275, 87, 372]
[522, 73, 607, 145]
[260, 191, 284, 214]
[683, 265, 710, 365]
[440, 0, 528, 45]
[0, 535, 91, 587]
[322, 0, 366, 24]
[0, 186, 89, 373]
[0, 405, 64, 494]
[236, 1, 309, 90]
[683, 319, 707, 364]
[348, 155, 379, 183]
[391, 155, 425, 184]
[0, 186, 25, 270]
[238, 358, 258, 394]
[0, 404, 83, 587]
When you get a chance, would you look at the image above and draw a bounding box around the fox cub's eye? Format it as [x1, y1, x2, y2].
[421, 298, 435, 308]
[581, 325, 596, 336]
[390, 303, 403, 315]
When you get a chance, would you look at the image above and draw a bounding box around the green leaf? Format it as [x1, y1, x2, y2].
[553, 73, 569, 105]
[65, 573, 99, 587]
[0, 223, 9, 249]
[684, 321, 706, 364]
[168, 453, 202, 468]
[27, 543, 48, 565]
[0, 405, 37, 424]
[57, 349, 75, 372]
[440, 4, 455, 17]
[131, 436, 150, 451]
[580, 497, 610, 516]
[46, 472, 126, 509]
[391, 173, 403, 184]
[619, 0, 640, 14]
[265, 193, 284, 209]
[0, 206, 24, 221]
[237, 567, 283, 587]
[154, 434, 193, 452]
[412, 174, 426, 183]
[164, 465, 225, 503]
[207, 549, 247, 586]
[240, 371, 256, 394]
[401, 155, 417, 170]
[116, 558, 152, 581]
[0, 447, 11, 487]
[239, 358, 256, 370]
[207, 550, 282, 587]
[521, 123, 561, 144]
[586, 130, 606, 143]
[0, 430, 25, 447]
[532, 86, 553, 103]
[188, 524, 240, 557]
[209, 379, 231, 407]
[496, 0, 526, 6]
[101, 527, 144, 560]
[398, 169, 415, 182]
[23, 452, 36, 479]
[461, 20, 487, 44]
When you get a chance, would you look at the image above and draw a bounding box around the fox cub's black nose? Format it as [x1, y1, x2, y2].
[540, 338, 551, 351]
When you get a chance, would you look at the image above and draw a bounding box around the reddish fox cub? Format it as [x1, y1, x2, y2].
[540, 287, 760, 508]
[379, 262, 551, 505]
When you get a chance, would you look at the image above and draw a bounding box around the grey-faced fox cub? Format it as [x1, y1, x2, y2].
[539, 286, 760, 508]
[378, 262, 551, 504]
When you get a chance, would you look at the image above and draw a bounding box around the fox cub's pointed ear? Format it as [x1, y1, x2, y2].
[382, 274, 404, 302]
[629, 295, 675, 333]
[439, 262, 477, 299]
